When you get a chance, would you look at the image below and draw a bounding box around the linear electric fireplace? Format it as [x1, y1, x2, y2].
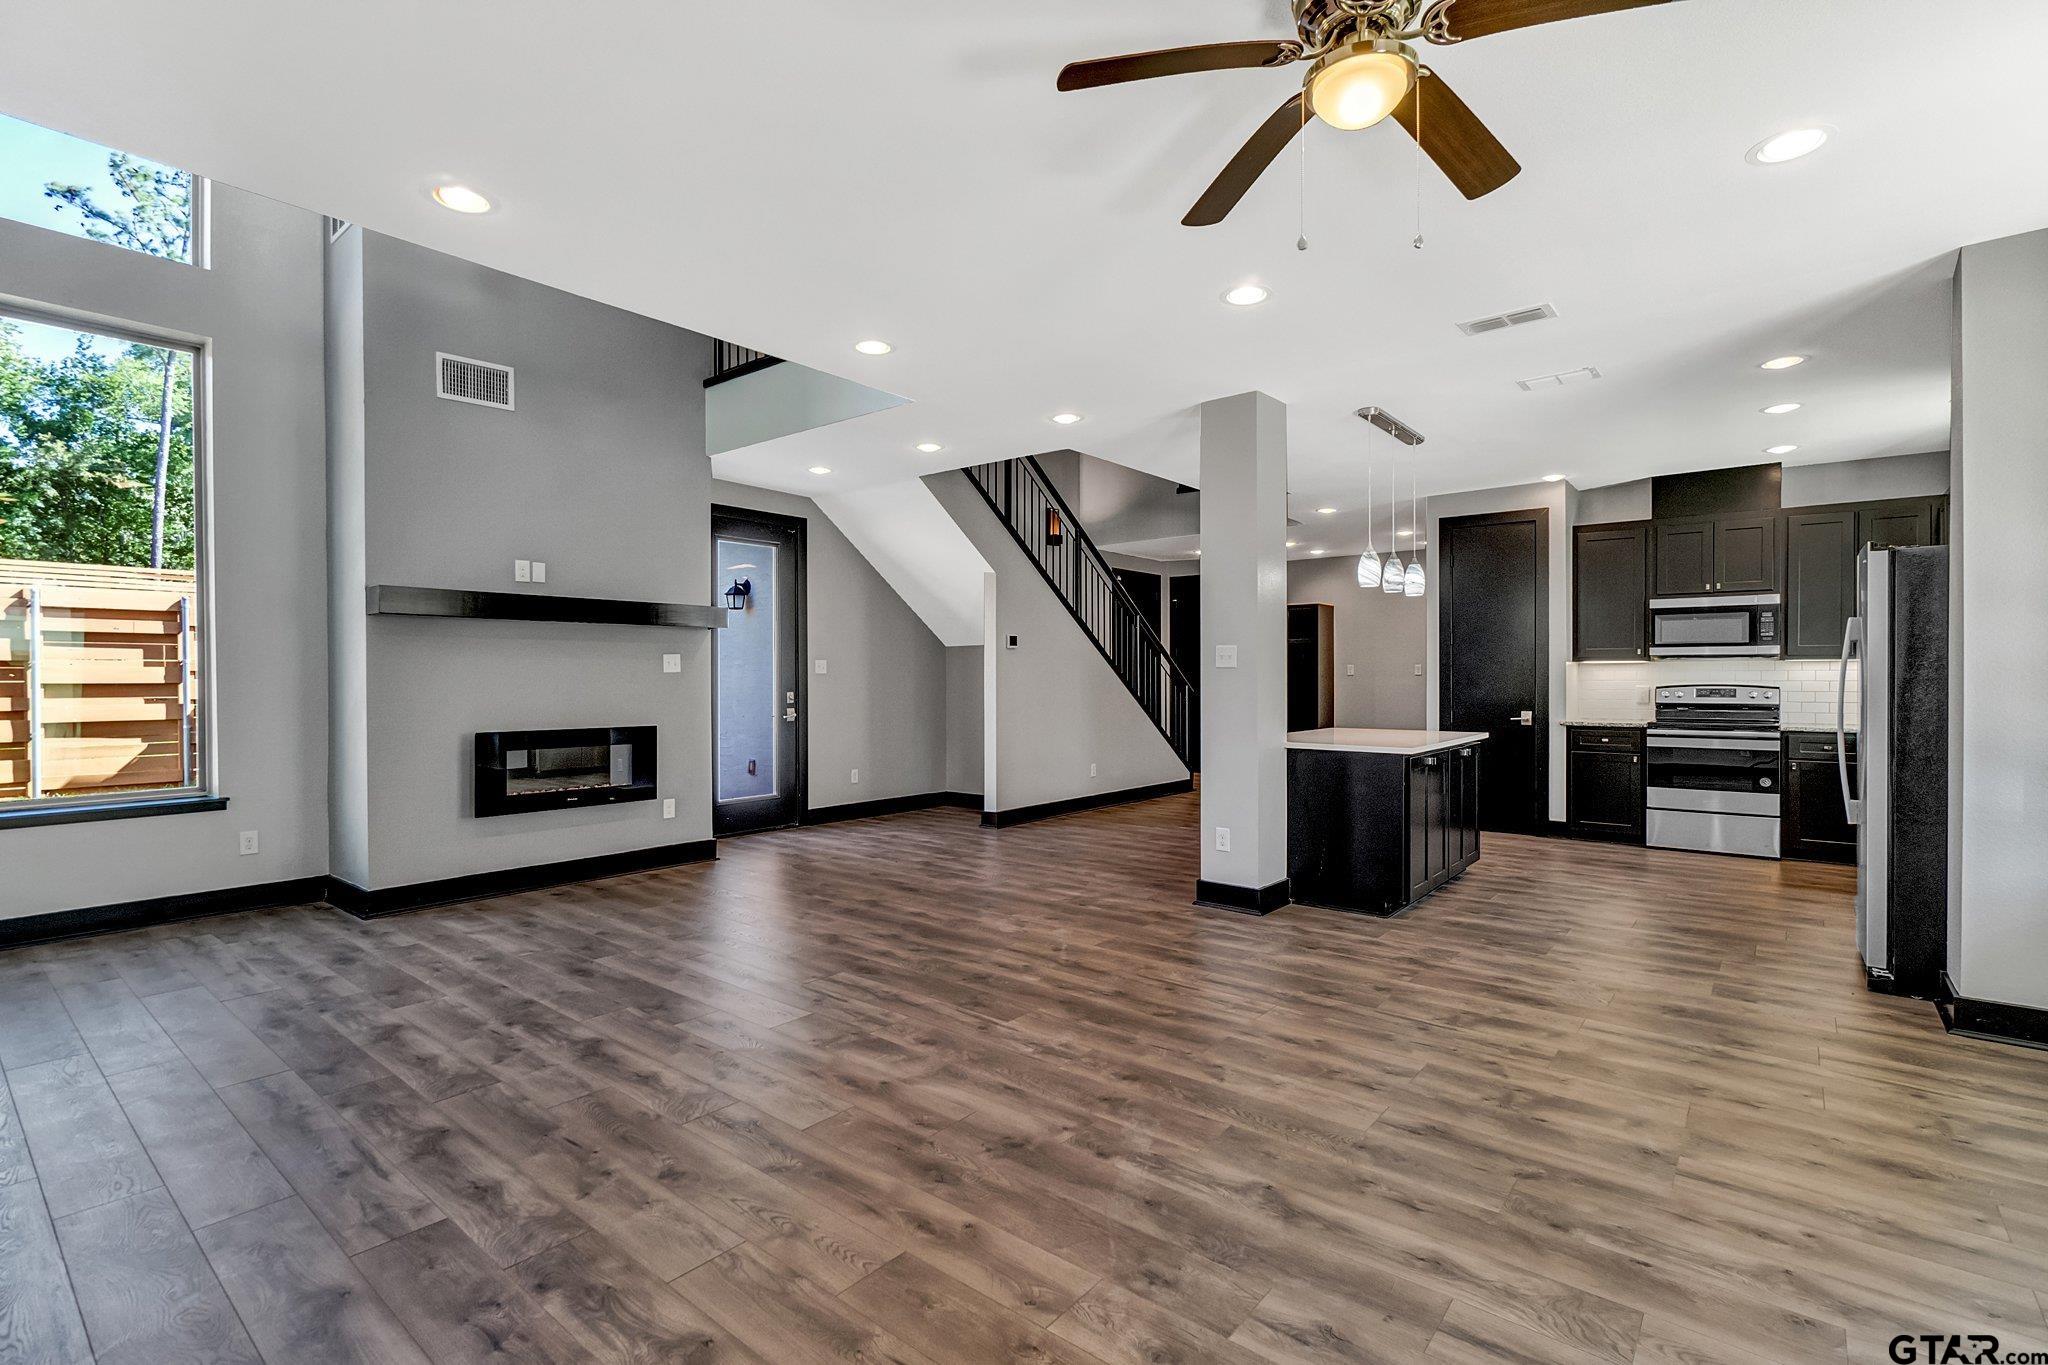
[474, 726, 656, 817]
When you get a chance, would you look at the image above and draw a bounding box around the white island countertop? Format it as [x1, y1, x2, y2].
[1286, 728, 1491, 756]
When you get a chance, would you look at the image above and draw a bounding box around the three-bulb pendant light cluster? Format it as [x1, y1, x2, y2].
[1355, 469, 1425, 597]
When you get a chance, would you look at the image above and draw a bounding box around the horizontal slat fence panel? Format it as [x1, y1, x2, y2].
[0, 559, 200, 803]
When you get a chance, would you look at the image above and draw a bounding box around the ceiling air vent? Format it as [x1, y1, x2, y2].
[1456, 303, 1557, 337]
[435, 353, 515, 411]
[1516, 365, 1602, 392]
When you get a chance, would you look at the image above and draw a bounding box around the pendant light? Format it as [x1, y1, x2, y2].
[1381, 467, 1404, 594]
[1404, 476, 1426, 596]
[1355, 466, 1382, 589]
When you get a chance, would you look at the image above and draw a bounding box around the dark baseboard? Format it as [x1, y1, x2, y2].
[0, 876, 328, 951]
[1193, 877, 1292, 916]
[1937, 977, 2048, 1051]
[802, 792, 980, 826]
[327, 839, 718, 919]
[981, 778, 1193, 829]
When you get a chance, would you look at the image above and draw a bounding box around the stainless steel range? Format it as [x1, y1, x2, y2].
[1646, 685, 1781, 859]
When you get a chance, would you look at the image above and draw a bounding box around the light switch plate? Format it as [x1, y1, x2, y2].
[532, 561, 546, 583]
[514, 559, 531, 583]
[1214, 644, 1238, 669]
[662, 653, 682, 673]
[814, 659, 828, 674]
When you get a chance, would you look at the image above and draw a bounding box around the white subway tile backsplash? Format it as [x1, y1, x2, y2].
[1567, 658, 1859, 727]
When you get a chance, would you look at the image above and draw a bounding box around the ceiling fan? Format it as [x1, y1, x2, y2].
[1057, 0, 1673, 226]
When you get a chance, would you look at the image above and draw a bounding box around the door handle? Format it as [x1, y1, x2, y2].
[783, 707, 797, 722]
[1837, 616, 1859, 824]
[1514, 710, 1534, 726]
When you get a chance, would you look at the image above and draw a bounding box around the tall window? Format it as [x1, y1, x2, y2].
[0, 313, 204, 809]
[0, 112, 198, 264]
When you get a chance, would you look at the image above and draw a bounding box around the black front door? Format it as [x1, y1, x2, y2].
[712, 507, 805, 834]
[1439, 509, 1548, 833]
[1168, 574, 1200, 770]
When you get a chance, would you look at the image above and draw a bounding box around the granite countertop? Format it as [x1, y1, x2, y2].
[1562, 718, 1650, 729]
[1286, 728, 1490, 756]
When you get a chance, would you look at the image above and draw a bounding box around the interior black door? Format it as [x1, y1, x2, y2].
[712, 507, 805, 834]
[1167, 573, 1200, 770]
[1113, 568, 1162, 632]
[1440, 509, 1548, 833]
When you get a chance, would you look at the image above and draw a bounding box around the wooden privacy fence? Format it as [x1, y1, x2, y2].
[0, 558, 199, 804]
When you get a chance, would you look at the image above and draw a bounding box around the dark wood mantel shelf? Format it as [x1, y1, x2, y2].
[365, 585, 727, 629]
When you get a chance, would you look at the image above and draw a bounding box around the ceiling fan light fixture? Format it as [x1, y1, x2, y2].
[1307, 38, 1416, 132]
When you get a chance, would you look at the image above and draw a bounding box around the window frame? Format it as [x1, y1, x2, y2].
[0, 301, 219, 828]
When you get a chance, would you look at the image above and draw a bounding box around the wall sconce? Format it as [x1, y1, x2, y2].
[1045, 508, 1064, 546]
[722, 578, 752, 611]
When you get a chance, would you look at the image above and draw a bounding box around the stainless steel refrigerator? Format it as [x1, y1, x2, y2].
[1841, 545, 1948, 998]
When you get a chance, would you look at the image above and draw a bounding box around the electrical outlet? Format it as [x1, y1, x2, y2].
[238, 830, 259, 856]
[1414, 663, 1424, 676]
[814, 659, 828, 674]
[514, 559, 531, 583]
[662, 653, 681, 673]
[1214, 826, 1231, 853]
[1089, 763, 1097, 778]
[1346, 664, 1356, 676]
[850, 768, 859, 785]
[531, 561, 546, 583]
[1214, 644, 1238, 669]
[662, 798, 675, 819]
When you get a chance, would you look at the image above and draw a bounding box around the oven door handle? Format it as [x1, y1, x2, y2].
[1838, 615, 1860, 825]
[1647, 734, 1781, 751]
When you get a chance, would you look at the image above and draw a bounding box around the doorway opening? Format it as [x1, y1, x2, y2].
[712, 506, 806, 835]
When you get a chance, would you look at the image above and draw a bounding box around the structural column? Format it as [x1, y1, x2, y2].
[1196, 391, 1290, 912]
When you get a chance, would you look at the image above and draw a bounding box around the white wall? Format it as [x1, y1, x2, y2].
[2, 189, 329, 919]
[1286, 556, 1428, 729]
[1949, 229, 2048, 1010]
[924, 472, 1187, 815]
[703, 356, 905, 456]
[709, 480, 950, 810]
[1425, 481, 1573, 821]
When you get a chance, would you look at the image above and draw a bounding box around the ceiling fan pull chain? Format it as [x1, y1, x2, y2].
[1413, 69, 1426, 250]
[1297, 97, 1310, 252]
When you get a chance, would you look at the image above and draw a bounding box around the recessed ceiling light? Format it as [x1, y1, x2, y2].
[808, 465, 832, 475]
[1316, 506, 1337, 515]
[1050, 412, 1083, 425]
[1222, 283, 1271, 308]
[1766, 444, 1799, 456]
[1542, 473, 1565, 483]
[1760, 355, 1809, 370]
[1747, 126, 1831, 165]
[1309, 548, 1326, 555]
[431, 184, 492, 214]
[1761, 402, 1802, 415]
[853, 339, 892, 356]
[914, 442, 943, 453]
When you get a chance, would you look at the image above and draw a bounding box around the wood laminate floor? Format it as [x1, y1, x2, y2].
[4, 793, 2046, 1364]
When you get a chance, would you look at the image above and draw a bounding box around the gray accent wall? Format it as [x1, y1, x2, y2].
[945, 646, 984, 796]
[925, 472, 1187, 814]
[1, 189, 329, 920]
[1286, 557, 1428, 729]
[708, 481, 949, 811]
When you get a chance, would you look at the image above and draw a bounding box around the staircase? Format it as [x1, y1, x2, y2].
[964, 457, 1196, 768]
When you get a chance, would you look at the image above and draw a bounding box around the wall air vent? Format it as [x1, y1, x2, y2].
[1357, 406, 1426, 447]
[1516, 365, 1602, 392]
[1456, 303, 1557, 337]
[325, 217, 353, 242]
[435, 353, 515, 411]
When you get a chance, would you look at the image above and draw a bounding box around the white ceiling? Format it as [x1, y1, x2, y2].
[4, 0, 2045, 560]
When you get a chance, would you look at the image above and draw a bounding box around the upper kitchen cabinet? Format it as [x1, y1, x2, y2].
[1859, 498, 1936, 551]
[1573, 523, 1649, 660]
[1783, 509, 1858, 658]
[1653, 514, 1778, 596]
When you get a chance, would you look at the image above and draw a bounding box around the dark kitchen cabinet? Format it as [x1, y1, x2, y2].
[1860, 500, 1934, 552]
[1653, 515, 1778, 596]
[1407, 744, 1481, 904]
[1286, 602, 1335, 731]
[1784, 731, 1857, 863]
[1572, 523, 1649, 660]
[1783, 509, 1858, 659]
[1713, 514, 1778, 592]
[1287, 743, 1480, 916]
[1566, 726, 1644, 843]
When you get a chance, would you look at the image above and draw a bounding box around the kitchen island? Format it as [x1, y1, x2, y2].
[1287, 728, 1489, 916]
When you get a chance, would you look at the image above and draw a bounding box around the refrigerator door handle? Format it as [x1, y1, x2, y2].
[1838, 615, 1860, 825]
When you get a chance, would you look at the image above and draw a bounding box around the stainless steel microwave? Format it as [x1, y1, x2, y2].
[1647, 593, 1782, 657]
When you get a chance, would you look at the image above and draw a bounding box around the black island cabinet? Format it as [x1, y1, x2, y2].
[1287, 729, 1486, 916]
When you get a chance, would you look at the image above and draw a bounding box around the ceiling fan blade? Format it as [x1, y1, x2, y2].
[1183, 93, 1307, 227]
[1058, 40, 1298, 92]
[1391, 72, 1521, 200]
[1427, 0, 1672, 43]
